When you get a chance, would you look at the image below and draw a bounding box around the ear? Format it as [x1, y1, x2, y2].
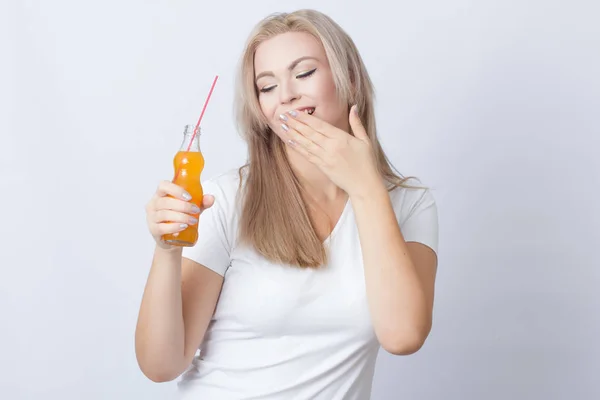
[349, 105, 368, 140]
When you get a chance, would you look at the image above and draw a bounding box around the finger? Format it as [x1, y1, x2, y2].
[281, 123, 325, 158]
[286, 138, 323, 166]
[156, 180, 192, 201]
[280, 114, 327, 145]
[156, 222, 190, 235]
[285, 109, 342, 139]
[154, 210, 199, 225]
[155, 196, 201, 215]
[348, 105, 369, 140]
[202, 194, 215, 209]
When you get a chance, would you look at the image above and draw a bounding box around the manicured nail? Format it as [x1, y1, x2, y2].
[353, 105, 359, 115]
[190, 205, 201, 213]
[279, 114, 288, 121]
[182, 192, 191, 200]
[287, 139, 296, 146]
[179, 224, 188, 230]
[188, 217, 198, 225]
[281, 123, 289, 131]
[288, 110, 298, 117]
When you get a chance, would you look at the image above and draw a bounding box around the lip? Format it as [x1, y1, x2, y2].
[294, 106, 316, 115]
[278, 107, 316, 121]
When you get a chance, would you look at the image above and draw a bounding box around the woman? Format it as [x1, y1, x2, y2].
[135, 8, 439, 399]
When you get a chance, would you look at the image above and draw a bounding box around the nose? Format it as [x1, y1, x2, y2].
[279, 80, 300, 105]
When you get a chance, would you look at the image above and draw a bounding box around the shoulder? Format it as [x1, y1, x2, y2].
[388, 177, 439, 253]
[388, 177, 437, 221]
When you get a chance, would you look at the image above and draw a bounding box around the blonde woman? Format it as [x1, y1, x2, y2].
[136, 9, 439, 399]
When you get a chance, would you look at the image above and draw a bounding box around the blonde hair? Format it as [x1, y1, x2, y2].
[234, 9, 413, 268]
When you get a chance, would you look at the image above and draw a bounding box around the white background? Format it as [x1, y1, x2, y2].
[2, 0, 599, 399]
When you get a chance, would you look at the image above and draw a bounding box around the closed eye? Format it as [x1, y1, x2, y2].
[260, 85, 275, 93]
[258, 68, 317, 94]
[296, 68, 317, 79]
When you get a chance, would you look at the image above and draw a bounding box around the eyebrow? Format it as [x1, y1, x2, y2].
[255, 56, 318, 82]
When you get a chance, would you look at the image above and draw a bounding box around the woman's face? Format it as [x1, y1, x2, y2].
[254, 32, 349, 143]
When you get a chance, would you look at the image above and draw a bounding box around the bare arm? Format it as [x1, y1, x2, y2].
[351, 182, 438, 356]
[135, 246, 223, 382]
[136, 181, 225, 381]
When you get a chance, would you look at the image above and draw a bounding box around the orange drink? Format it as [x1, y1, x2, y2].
[162, 125, 204, 247]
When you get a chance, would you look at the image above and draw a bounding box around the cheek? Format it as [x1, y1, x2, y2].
[258, 96, 287, 138]
[258, 101, 288, 140]
[313, 70, 338, 100]
[318, 94, 346, 126]
[311, 75, 342, 119]
[259, 95, 278, 121]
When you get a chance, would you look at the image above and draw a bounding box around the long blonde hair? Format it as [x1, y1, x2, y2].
[234, 9, 412, 268]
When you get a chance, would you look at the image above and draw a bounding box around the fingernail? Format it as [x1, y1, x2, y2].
[288, 110, 298, 117]
[182, 192, 191, 200]
[188, 217, 198, 225]
[353, 105, 359, 115]
[179, 224, 188, 230]
[279, 114, 288, 121]
[287, 139, 296, 146]
[281, 123, 289, 131]
[190, 205, 201, 213]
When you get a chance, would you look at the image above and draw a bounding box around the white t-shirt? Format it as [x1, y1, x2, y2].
[178, 168, 438, 399]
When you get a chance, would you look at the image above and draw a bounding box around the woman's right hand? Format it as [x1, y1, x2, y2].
[145, 180, 215, 250]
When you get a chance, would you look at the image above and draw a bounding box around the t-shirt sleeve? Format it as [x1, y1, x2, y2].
[394, 182, 439, 255]
[181, 177, 235, 276]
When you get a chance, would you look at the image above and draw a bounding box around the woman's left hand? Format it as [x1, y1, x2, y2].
[280, 105, 381, 197]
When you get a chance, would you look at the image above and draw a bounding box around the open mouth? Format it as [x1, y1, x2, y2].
[298, 107, 315, 115]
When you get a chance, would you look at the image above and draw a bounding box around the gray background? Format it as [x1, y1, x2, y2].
[2, 0, 599, 399]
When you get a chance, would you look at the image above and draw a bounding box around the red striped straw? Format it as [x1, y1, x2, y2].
[174, 75, 219, 181]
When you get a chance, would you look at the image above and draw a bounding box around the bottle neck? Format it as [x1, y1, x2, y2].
[179, 125, 201, 152]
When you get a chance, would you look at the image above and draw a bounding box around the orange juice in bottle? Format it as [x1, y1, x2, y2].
[162, 124, 205, 247]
